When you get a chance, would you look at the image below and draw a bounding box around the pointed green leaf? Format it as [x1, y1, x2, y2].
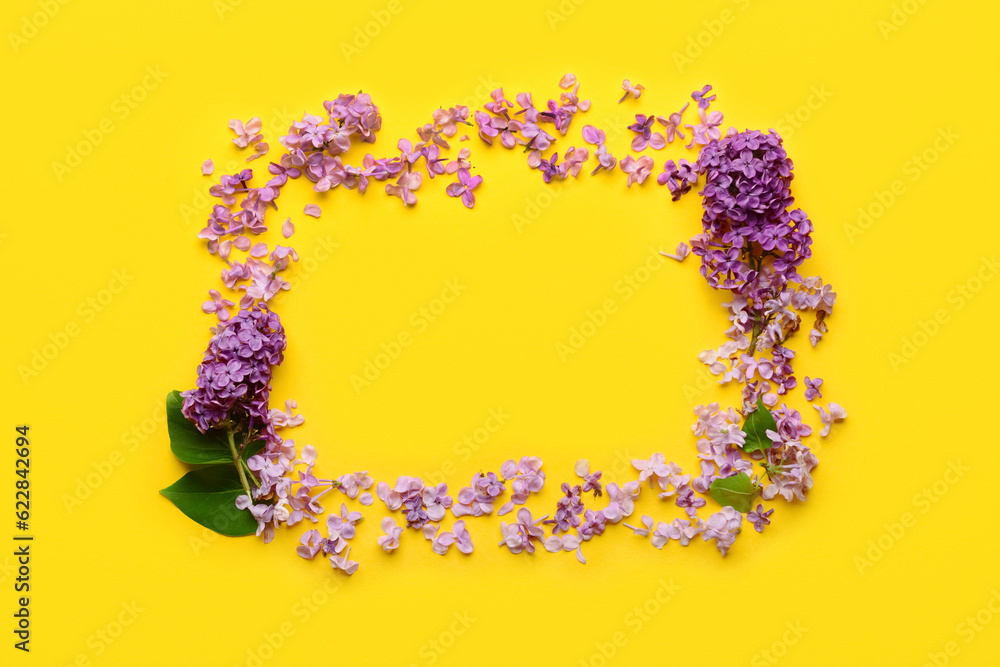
[741, 397, 779, 454]
[160, 464, 257, 536]
[709, 472, 759, 513]
[240, 439, 266, 464]
[166, 390, 232, 465]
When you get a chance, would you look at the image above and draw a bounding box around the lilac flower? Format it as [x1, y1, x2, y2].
[432, 105, 471, 137]
[605, 481, 640, 516]
[628, 114, 666, 151]
[747, 504, 773, 532]
[336, 471, 374, 499]
[446, 147, 472, 174]
[656, 103, 689, 143]
[452, 520, 473, 554]
[534, 152, 566, 183]
[327, 503, 362, 541]
[229, 117, 263, 148]
[201, 289, 234, 321]
[813, 402, 847, 436]
[703, 506, 742, 556]
[669, 517, 706, 546]
[445, 168, 482, 208]
[631, 453, 672, 487]
[582, 125, 606, 145]
[268, 398, 304, 429]
[692, 85, 716, 110]
[297, 529, 326, 559]
[657, 158, 699, 201]
[619, 79, 645, 103]
[559, 73, 577, 89]
[498, 508, 547, 554]
[591, 144, 617, 175]
[574, 460, 602, 496]
[386, 171, 422, 206]
[378, 517, 403, 551]
[421, 482, 453, 521]
[397, 138, 422, 170]
[329, 546, 359, 575]
[578, 509, 607, 540]
[421, 144, 447, 178]
[209, 169, 252, 206]
[514, 92, 537, 122]
[761, 442, 819, 501]
[520, 122, 555, 150]
[484, 88, 512, 115]
[475, 472, 505, 498]
[424, 524, 456, 555]
[804, 376, 823, 401]
[237, 495, 281, 543]
[563, 146, 589, 178]
[674, 484, 707, 518]
[620, 155, 654, 187]
[685, 107, 724, 148]
[650, 522, 673, 549]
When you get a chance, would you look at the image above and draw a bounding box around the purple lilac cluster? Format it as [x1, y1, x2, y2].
[685, 129, 837, 412]
[180, 304, 285, 439]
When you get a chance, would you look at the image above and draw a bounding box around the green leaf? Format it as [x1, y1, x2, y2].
[709, 472, 759, 513]
[240, 439, 266, 464]
[741, 397, 779, 454]
[166, 390, 232, 465]
[160, 464, 257, 536]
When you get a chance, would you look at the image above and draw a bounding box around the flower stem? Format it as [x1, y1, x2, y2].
[227, 429, 254, 501]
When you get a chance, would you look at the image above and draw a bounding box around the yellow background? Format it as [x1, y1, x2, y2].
[3, 0, 998, 664]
